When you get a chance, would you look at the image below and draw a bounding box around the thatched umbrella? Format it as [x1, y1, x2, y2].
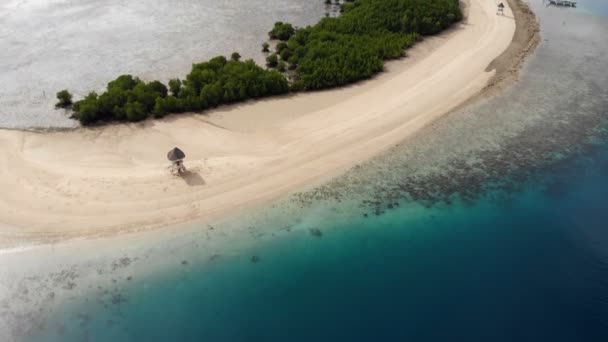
[497, 2, 505, 15]
[167, 147, 186, 161]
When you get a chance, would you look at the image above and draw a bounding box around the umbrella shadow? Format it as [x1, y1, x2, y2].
[179, 170, 206, 186]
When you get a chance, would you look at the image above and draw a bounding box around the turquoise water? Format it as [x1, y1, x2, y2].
[28, 140, 608, 341]
[6, 1, 608, 341]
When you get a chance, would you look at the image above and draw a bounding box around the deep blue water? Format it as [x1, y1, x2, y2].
[145, 145, 600, 342]
[153, 157, 607, 342]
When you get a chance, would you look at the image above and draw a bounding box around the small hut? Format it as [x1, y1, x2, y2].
[167, 147, 186, 175]
[497, 2, 505, 15]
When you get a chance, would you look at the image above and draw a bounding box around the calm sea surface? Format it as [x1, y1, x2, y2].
[0, 0, 327, 129]
[2, 1, 608, 341]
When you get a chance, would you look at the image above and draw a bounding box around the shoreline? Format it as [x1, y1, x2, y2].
[0, 0, 538, 249]
[451, 0, 540, 112]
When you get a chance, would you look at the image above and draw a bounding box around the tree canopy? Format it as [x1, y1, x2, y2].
[55, 90, 73, 108]
[268, 22, 296, 41]
[282, 0, 462, 90]
[70, 57, 288, 124]
[64, 0, 461, 125]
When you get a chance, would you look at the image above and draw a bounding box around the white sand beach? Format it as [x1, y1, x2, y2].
[0, 0, 521, 248]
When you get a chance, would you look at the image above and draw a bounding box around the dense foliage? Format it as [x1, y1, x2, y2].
[71, 57, 288, 124]
[65, 0, 461, 125]
[268, 22, 296, 41]
[281, 0, 462, 90]
[266, 53, 279, 67]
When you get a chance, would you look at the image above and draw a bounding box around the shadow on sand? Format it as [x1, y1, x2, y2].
[180, 170, 206, 186]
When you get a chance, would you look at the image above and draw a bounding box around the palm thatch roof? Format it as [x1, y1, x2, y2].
[167, 147, 186, 161]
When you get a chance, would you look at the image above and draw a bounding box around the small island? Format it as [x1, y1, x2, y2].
[59, 0, 462, 125]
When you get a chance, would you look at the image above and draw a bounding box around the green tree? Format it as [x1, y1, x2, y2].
[231, 52, 241, 61]
[280, 47, 293, 61]
[266, 53, 279, 68]
[164, 96, 184, 113]
[130, 83, 157, 112]
[97, 89, 127, 119]
[275, 41, 288, 53]
[168, 79, 182, 97]
[152, 98, 167, 118]
[55, 89, 73, 108]
[125, 101, 147, 122]
[200, 82, 223, 107]
[268, 22, 296, 41]
[73, 92, 100, 125]
[277, 61, 287, 72]
[147, 80, 168, 97]
[108, 75, 139, 91]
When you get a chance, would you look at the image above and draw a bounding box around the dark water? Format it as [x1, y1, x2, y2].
[7, 1, 608, 341]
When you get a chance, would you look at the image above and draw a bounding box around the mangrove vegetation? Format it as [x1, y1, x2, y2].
[65, 0, 462, 125]
[55, 89, 73, 108]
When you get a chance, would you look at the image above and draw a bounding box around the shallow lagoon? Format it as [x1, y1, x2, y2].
[0, 0, 327, 129]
